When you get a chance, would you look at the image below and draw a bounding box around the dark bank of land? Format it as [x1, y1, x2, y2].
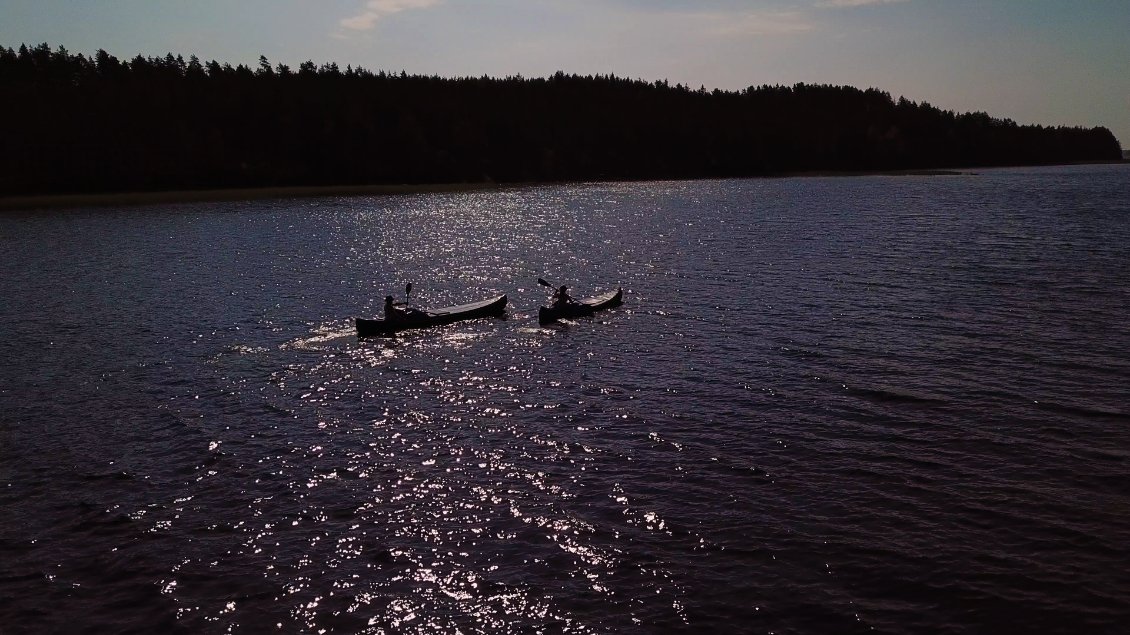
[1, 43, 1123, 206]
[0, 171, 975, 212]
[0, 183, 503, 212]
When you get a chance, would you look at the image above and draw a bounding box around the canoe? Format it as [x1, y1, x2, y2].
[538, 288, 623, 324]
[356, 294, 508, 336]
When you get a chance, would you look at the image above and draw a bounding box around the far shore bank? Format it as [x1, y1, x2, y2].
[0, 182, 503, 212]
[1, 162, 1123, 212]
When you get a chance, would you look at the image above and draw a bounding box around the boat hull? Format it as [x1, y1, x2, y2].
[356, 294, 508, 336]
[538, 288, 623, 324]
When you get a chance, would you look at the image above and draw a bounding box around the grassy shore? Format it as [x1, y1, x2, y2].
[0, 182, 503, 212]
[0, 173, 965, 212]
[5, 163, 1124, 212]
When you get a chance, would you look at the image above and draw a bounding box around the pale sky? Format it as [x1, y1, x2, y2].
[2, 0, 1127, 146]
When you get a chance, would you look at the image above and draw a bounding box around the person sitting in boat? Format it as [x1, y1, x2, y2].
[384, 295, 425, 322]
[384, 295, 405, 321]
[551, 285, 574, 308]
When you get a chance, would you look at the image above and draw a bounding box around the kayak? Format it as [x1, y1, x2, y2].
[356, 294, 508, 336]
[538, 288, 623, 324]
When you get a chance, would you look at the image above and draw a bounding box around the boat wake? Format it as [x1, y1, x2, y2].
[283, 323, 356, 351]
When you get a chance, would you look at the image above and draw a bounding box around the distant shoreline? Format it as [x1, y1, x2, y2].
[0, 182, 502, 212]
[1, 162, 1123, 212]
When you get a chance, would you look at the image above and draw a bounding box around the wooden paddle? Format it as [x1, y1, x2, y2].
[402, 282, 436, 317]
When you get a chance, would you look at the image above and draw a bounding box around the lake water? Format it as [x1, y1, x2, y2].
[2, 164, 1128, 634]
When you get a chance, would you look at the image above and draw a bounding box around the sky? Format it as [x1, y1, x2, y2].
[2, 0, 1127, 146]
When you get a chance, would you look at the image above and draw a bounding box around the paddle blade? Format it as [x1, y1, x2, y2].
[537, 278, 553, 288]
[405, 282, 413, 296]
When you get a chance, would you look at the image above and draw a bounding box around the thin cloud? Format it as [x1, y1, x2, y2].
[720, 11, 814, 35]
[340, 0, 443, 32]
[816, 0, 909, 7]
[679, 10, 814, 36]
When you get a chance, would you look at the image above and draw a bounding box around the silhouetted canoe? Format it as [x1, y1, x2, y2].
[538, 288, 623, 324]
[356, 294, 507, 336]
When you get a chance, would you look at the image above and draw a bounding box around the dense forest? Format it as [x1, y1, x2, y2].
[0, 43, 1122, 196]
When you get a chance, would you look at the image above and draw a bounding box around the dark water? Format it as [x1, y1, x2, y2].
[2, 164, 1129, 634]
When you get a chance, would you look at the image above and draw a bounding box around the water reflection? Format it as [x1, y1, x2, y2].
[5, 167, 1129, 633]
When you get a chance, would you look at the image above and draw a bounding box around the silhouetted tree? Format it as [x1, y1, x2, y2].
[0, 43, 1122, 196]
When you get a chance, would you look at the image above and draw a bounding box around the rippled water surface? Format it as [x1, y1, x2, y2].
[2, 164, 1129, 634]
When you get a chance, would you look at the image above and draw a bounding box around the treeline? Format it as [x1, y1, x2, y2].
[0, 43, 1122, 196]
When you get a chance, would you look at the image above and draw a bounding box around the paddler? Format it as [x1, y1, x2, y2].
[384, 295, 408, 322]
[551, 285, 574, 307]
[385, 292, 428, 322]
